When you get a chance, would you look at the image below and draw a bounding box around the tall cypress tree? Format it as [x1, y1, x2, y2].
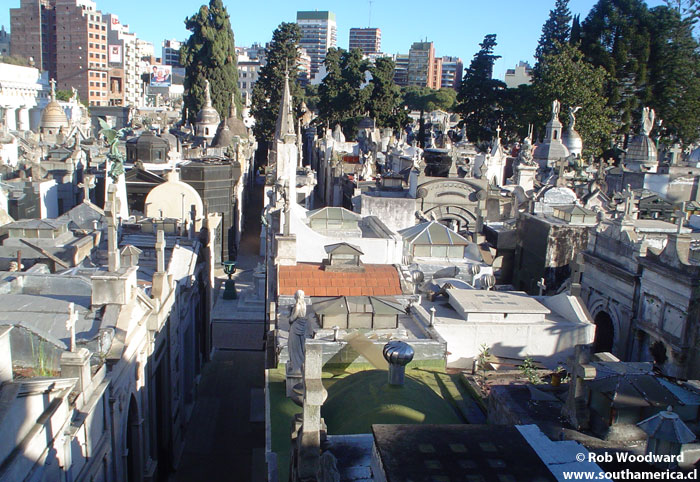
[367, 57, 406, 129]
[579, 0, 653, 134]
[535, 0, 572, 61]
[456, 34, 505, 143]
[250, 22, 303, 143]
[570, 14, 582, 45]
[181, 0, 240, 123]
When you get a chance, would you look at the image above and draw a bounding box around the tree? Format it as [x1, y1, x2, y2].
[367, 57, 406, 129]
[570, 14, 582, 45]
[317, 48, 370, 136]
[664, 0, 700, 25]
[535, 0, 572, 61]
[402, 86, 457, 113]
[456, 34, 506, 143]
[181, 0, 240, 123]
[648, 5, 700, 142]
[250, 22, 303, 143]
[533, 42, 615, 157]
[579, 0, 654, 134]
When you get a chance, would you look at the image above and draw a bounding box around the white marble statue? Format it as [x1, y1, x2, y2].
[641, 107, 655, 137]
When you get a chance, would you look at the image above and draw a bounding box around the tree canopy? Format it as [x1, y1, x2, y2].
[456, 34, 506, 143]
[367, 57, 407, 129]
[535, 0, 572, 60]
[250, 22, 303, 143]
[180, 0, 240, 123]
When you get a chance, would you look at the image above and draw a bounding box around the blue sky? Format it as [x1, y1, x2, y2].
[1, 0, 666, 79]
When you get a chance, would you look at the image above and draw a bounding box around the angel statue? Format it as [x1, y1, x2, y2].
[98, 118, 131, 182]
[568, 106, 582, 130]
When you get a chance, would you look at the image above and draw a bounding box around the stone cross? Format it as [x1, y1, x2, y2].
[669, 144, 683, 166]
[556, 157, 567, 187]
[570, 253, 585, 296]
[105, 185, 120, 272]
[66, 302, 78, 352]
[78, 174, 95, 203]
[495, 125, 501, 140]
[563, 344, 596, 430]
[537, 277, 547, 296]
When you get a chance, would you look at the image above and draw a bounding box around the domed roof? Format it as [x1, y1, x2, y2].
[321, 370, 461, 435]
[533, 141, 570, 165]
[212, 122, 233, 148]
[128, 130, 170, 149]
[226, 98, 249, 137]
[41, 79, 70, 130]
[625, 134, 657, 167]
[687, 146, 700, 166]
[195, 79, 220, 126]
[562, 128, 583, 157]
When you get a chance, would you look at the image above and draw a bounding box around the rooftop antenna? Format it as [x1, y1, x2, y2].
[368, 0, 373, 28]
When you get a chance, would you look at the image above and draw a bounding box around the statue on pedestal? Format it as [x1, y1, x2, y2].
[288, 290, 308, 375]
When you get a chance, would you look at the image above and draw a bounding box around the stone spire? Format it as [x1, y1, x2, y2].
[204, 79, 212, 108]
[274, 69, 296, 143]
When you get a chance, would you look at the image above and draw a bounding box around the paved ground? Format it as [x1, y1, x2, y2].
[171, 182, 267, 481]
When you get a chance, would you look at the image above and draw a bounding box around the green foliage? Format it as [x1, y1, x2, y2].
[533, 42, 615, 157]
[317, 48, 370, 136]
[519, 356, 542, 384]
[535, 0, 572, 60]
[648, 5, 700, 143]
[477, 344, 491, 383]
[367, 57, 407, 129]
[181, 0, 240, 123]
[456, 34, 506, 143]
[664, 0, 700, 24]
[579, 0, 654, 133]
[250, 22, 303, 142]
[55, 89, 72, 102]
[500, 84, 539, 142]
[402, 86, 457, 113]
[0, 55, 30, 67]
[301, 84, 320, 112]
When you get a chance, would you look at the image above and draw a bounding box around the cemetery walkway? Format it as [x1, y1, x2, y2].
[171, 183, 267, 481]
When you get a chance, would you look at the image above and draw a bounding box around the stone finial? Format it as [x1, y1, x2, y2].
[105, 185, 120, 272]
[66, 302, 78, 352]
[204, 78, 212, 107]
[155, 229, 165, 273]
[50, 78, 57, 101]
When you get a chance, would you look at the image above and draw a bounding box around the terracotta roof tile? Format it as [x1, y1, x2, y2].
[278, 263, 402, 297]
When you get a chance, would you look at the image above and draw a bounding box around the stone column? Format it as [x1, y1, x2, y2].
[3, 106, 16, 131]
[17, 106, 30, 131]
[0, 326, 13, 384]
[297, 340, 326, 480]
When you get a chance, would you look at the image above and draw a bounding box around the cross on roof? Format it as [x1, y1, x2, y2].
[537, 278, 546, 296]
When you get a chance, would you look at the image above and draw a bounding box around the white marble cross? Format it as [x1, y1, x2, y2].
[66, 302, 78, 352]
[537, 278, 547, 296]
[78, 174, 95, 203]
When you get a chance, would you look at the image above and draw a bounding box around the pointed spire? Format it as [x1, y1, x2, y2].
[274, 69, 296, 142]
[204, 79, 212, 107]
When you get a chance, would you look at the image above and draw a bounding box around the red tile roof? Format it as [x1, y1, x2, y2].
[278, 263, 403, 297]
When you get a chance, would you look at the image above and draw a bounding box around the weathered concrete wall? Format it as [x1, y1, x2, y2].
[360, 194, 416, 232]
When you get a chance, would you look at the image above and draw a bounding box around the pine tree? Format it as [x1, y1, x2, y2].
[579, 0, 654, 134]
[456, 34, 506, 143]
[648, 5, 700, 142]
[181, 0, 240, 123]
[570, 14, 581, 44]
[367, 57, 406, 129]
[535, 0, 572, 60]
[250, 22, 303, 143]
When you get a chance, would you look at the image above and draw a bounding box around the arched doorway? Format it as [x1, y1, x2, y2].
[593, 311, 615, 353]
[126, 395, 142, 482]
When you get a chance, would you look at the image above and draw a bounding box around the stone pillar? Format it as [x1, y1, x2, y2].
[515, 164, 537, 192]
[275, 234, 297, 266]
[409, 168, 419, 198]
[61, 347, 92, 395]
[562, 344, 596, 430]
[17, 106, 30, 131]
[0, 326, 13, 385]
[3, 106, 16, 131]
[297, 340, 326, 481]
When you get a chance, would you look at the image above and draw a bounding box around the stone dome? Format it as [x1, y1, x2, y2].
[562, 128, 583, 157]
[533, 141, 570, 167]
[321, 370, 461, 435]
[212, 122, 233, 148]
[625, 134, 657, 170]
[226, 99, 249, 137]
[196, 104, 220, 125]
[687, 146, 700, 166]
[40, 100, 69, 131]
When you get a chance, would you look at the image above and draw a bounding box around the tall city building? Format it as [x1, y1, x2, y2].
[105, 13, 143, 107]
[407, 41, 436, 88]
[504, 61, 533, 88]
[11, 0, 109, 106]
[349, 28, 381, 55]
[162, 39, 182, 67]
[429, 56, 443, 90]
[440, 56, 463, 91]
[10, 0, 57, 76]
[237, 44, 265, 107]
[296, 11, 336, 80]
[393, 53, 409, 87]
